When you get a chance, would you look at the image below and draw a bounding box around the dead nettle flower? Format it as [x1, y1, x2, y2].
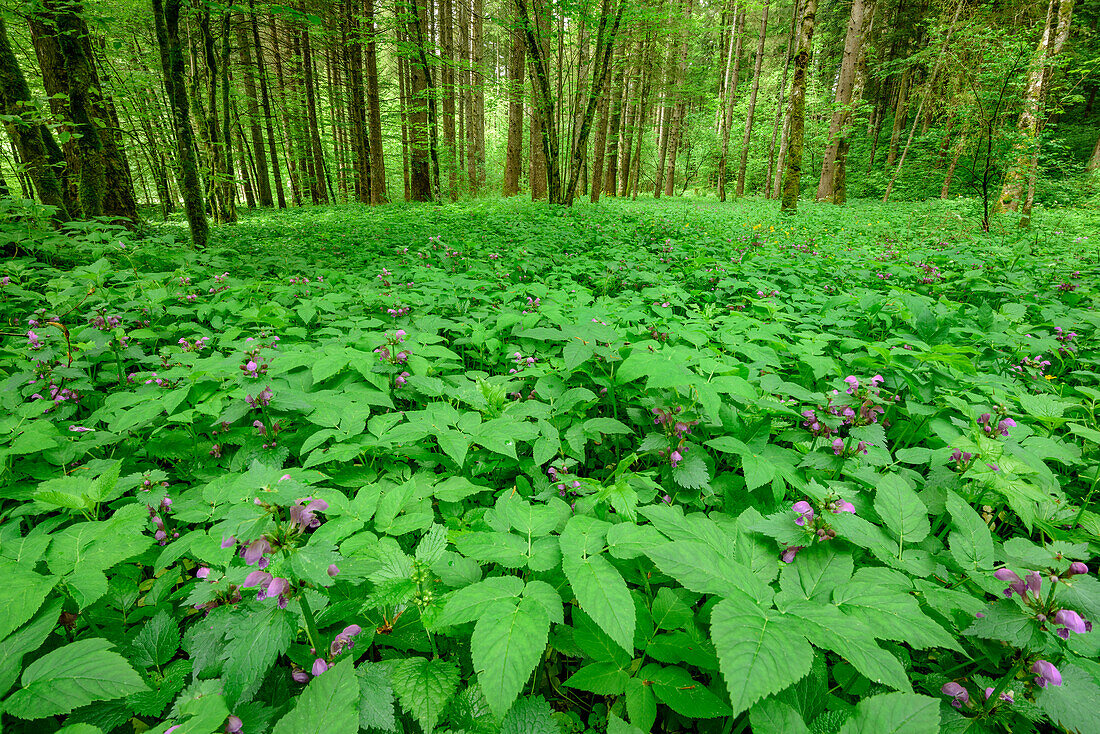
[329, 624, 363, 657]
[950, 449, 975, 471]
[289, 497, 328, 532]
[27, 330, 42, 349]
[375, 330, 410, 364]
[242, 538, 272, 566]
[311, 658, 329, 676]
[225, 715, 243, 734]
[1053, 609, 1088, 639]
[1032, 660, 1062, 688]
[508, 351, 536, 374]
[240, 357, 269, 379]
[941, 682, 969, 709]
[246, 386, 273, 408]
[395, 371, 410, 388]
[984, 687, 1014, 703]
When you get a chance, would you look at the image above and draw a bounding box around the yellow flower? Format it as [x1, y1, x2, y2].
[1045, 375, 1056, 381]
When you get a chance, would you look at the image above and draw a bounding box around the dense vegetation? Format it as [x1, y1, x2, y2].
[0, 197, 1098, 733]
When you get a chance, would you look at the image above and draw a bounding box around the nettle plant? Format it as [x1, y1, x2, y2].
[0, 201, 1098, 734]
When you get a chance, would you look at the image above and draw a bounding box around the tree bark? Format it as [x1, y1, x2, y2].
[402, 0, 433, 201]
[237, 23, 272, 206]
[665, 0, 692, 197]
[1088, 132, 1100, 171]
[470, 0, 485, 194]
[249, 0, 285, 207]
[766, 0, 798, 198]
[301, 23, 330, 204]
[503, 0, 526, 196]
[153, 0, 208, 246]
[346, 0, 371, 204]
[603, 57, 625, 197]
[736, 0, 769, 197]
[717, 6, 746, 201]
[816, 0, 868, 203]
[780, 0, 816, 213]
[0, 16, 70, 220]
[364, 0, 386, 202]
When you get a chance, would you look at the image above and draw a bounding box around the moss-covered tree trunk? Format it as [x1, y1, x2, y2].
[780, 0, 816, 213]
[0, 16, 70, 221]
[153, 0, 209, 247]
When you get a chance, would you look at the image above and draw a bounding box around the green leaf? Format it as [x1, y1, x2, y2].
[647, 664, 731, 718]
[874, 475, 929, 544]
[778, 545, 853, 602]
[0, 561, 57, 640]
[749, 698, 810, 734]
[273, 658, 358, 734]
[472, 597, 550, 719]
[625, 676, 657, 731]
[438, 576, 524, 626]
[221, 605, 294, 706]
[833, 582, 961, 651]
[390, 656, 459, 734]
[645, 541, 766, 604]
[500, 695, 560, 734]
[564, 662, 629, 695]
[131, 610, 181, 668]
[435, 429, 469, 467]
[710, 596, 813, 716]
[1036, 662, 1100, 734]
[3, 638, 147, 719]
[415, 524, 449, 566]
[357, 662, 396, 732]
[945, 492, 994, 572]
[0, 598, 64, 697]
[607, 713, 646, 734]
[453, 531, 529, 567]
[962, 598, 1045, 649]
[836, 692, 939, 734]
[562, 552, 635, 655]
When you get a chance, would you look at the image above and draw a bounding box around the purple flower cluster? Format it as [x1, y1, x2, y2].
[522, 296, 541, 314]
[27, 330, 42, 349]
[950, 449, 974, 471]
[88, 312, 121, 330]
[509, 351, 535, 374]
[252, 419, 284, 449]
[549, 464, 584, 498]
[246, 387, 273, 408]
[1054, 327, 1077, 357]
[978, 413, 1016, 437]
[1009, 355, 1050, 378]
[783, 497, 855, 563]
[376, 330, 410, 364]
[994, 562, 1092, 638]
[178, 336, 210, 352]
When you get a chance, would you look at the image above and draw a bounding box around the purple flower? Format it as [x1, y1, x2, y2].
[832, 500, 855, 514]
[1032, 660, 1061, 688]
[221, 535, 237, 549]
[311, 658, 329, 676]
[832, 438, 845, 455]
[1025, 571, 1042, 597]
[266, 576, 289, 597]
[941, 682, 969, 709]
[782, 545, 804, 563]
[792, 501, 814, 526]
[1067, 562, 1088, 576]
[327, 564, 340, 577]
[669, 450, 683, 468]
[242, 570, 272, 588]
[226, 715, 243, 733]
[983, 687, 1013, 703]
[1053, 609, 1087, 638]
[196, 567, 210, 579]
[292, 668, 310, 683]
[995, 568, 1027, 598]
[844, 376, 859, 393]
[243, 538, 271, 566]
[870, 374, 884, 387]
[997, 417, 1016, 436]
[661, 493, 672, 504]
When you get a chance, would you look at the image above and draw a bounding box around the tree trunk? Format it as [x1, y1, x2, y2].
[237, 23, 272, 206]
[470, 0, 485, 194]
[591, 86, 611, 202]
[440, 0, 456, 198]
[816, 0, 867, 203]
[665, 0, 692, 197]
[153, 0, 208, 246]
[0, 16, 70, 220]
[249, 0, 285, 207]
[603, 59, 625, 197]
[766, 0, 798, 198]
[503, 0, 526, 196]
[301, 24, 330, 204]
[780, 0, 816, 213]
[884, 67, 909, 169]
[346, 0, 370, 204]
[403, 0, 432, 201]
[220, 12, 238, 219]
[736, 0, 769, 197]
[365, 0, 387, 202]
[717, 7, 746, 201]
[1088, 132, 1100, 171]
[1000, 0, 1073, 215]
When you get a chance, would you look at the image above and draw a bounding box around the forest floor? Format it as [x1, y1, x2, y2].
[0, 196, 1097, 733]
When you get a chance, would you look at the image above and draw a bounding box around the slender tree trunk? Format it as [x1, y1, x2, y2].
[736, 0, 769, 197]
[717, 7, 745, 201]
[346, 0, 370, 204]
[401, 0, 432, 201]
[0, 16, 70, 220]
[301, 24, 329, 204]
[153, 0, 208, 245]
[780, 0, 816, 213]
[618, 63, 639, 196]
[398, 51, 411, 200]
[441, 0, 457, 198]
[816, 0, 867, 202]
[591, 87, 610, 202]
[603, 58, 625, 197]
[220, 12, 237, 219]
[665, 0, 692, 197]
[237, 24, 272, 206]
[250, 0, 285, 207]
[503, 0, 526, 196]
[470, 0, 485, 194]
[1088, 132, 1100, 171]
[766, 0, 798, 198]
[365, 0, 387, 202]
[884, 67, 909, 169]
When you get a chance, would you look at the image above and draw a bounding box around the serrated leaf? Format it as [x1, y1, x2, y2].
[357, 662, 396, 732]
[472, 597, 550, 719]
[710, 596, 812, 716]
[273, 658, 357, 734]
[562, 552, 635, 655]
[564, 662, 629, 694]
[645, 541, 766, 604]
[3, 638, 147, 719]
[438, 576, 524, 627]
[221, 606, 294, 706]
[131, 610, 181, 668]
[391, 656, 459, 734]
[962, 598, 1045, 649]
[749, 698, 810, 734]
[0, 561, 57, 641]
[0, 598, 64, 697]
[647, 664, 731, 718]
[778, 544, 853, 601]
[500, 694, 560, 734]
[833, 582, 961, 651]
[874, 475, 929, 544]
[415, 524, 448, 566]
[836, 692, 939, 734]
[945, 492, 994, 572]
[1036, 662, 1100, 734]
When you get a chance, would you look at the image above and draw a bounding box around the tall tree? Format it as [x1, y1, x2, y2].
[780, 0, 817, 213]
[364, 0, 387, 202]
[816, 0, 869, 203]
[152, 0, 208, 246]
[0, 16, 70, 220]
[767, 0, 798, 198]
[237, 22, 273, 207]
[717, 5, 745, 202]
[736, 0, 769, 197]
[250, 0, 286, 207]
[503, 0, 526, 196]
[345, 0, 371, 204]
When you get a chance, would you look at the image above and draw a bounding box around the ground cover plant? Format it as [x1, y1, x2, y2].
[1, 197, 1099, 734]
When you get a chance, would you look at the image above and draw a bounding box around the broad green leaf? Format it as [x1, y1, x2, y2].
[1036, 662, 1100, 734]
[131, 610, 181, 668]
[945, 492, 994, 572]
[645, 541, 767, 604]
[499, 695, 560, 734]
[625, 676, 657, 731]
[272, 658, 358, 734]
[778, 545, 854, 601]
[562, 552, 635, 655]
[358, 662, 397, 732]
[874, 475, 929, 544]
[962, 598, 1045, 650]
[646, 663, 731, 718]
[836, 692, 939, 734]
[3, 638, 147, 719]
[390, 656, 459, 734]
[452, 531, 528, 567]
[710, 596, 813, 716]
[607, 713, 646, 734]
[833, 582, 961, 651]
[0, 598, 64, 697]
[0, 561, 57, 640]
[472, 597, 550, 719]
[437, 576, 524, 627]
[221, 605, 294, 706]
[749, 698, 810, 734]
[564, 662, 629, 695]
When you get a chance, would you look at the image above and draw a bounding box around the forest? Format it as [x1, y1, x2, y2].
[0, 0, 1098, 732]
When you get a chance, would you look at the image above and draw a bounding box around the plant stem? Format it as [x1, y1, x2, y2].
[299, 594, 322, 655]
